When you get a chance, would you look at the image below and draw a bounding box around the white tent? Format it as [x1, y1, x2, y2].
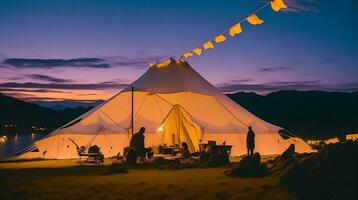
[17, 58, 314, 159]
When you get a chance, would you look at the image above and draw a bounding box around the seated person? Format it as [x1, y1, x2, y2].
[98, 150, 104, 164]
[199, 142, 230, 166]
[146, 147, 154, 160]
[182, 142, 190, 159]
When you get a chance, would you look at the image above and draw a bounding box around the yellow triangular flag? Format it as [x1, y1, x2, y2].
[214, 34, 227, 43]
[246, 14, 264, 25]
[193, 48, 202, 56]
[271, 0, 288, 12]
[183, 52, 193, 58]
[203, 41, 214, 49]
[229, 23, 242, 37]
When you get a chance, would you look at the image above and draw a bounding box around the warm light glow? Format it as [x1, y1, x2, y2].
[324, 137, 339, 144]
[346, 133, 358, 141]
[157, 125, 164, 133]
[0, 135, 7, 143]
[307, 140, 323, 145]
[156, 59, 172, 68]
[6, 88, 116, 101]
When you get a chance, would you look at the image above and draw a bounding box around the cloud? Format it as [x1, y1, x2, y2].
[7, 77, 23, 81]
[259, 67, 293, 72]
[1, 92, 100, 102]
[0, 88, 72, 93]
[2, 58, 111, 69]
[0, 81, 128, 90]
[284, 0, 319, 12]
[215, 80, 358, 93]
[1, 92, 37, 99]
[27, 74, 73, 83]
[339, 82, 358, 91]
[111, 55, 169, 69]
[230, 78, 253, 84]
[1, 55, 169, 70]
[261, 0, 319, 12]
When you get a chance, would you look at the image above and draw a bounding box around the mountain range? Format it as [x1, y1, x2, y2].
[228, 90, 358, 139]
[0, 93, 93, 134]
[30, 100, 104, 110]
[1, 90, 357, 139]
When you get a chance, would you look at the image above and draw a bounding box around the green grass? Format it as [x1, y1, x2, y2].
[0, 160, 296, 200]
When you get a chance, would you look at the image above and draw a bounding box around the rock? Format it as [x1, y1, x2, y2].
[280, 140, 358, 200]
[226, 153, 268, 177]
[279, 163, 307, 195]
[281, 144, 295, 159]
[269, 144, 297, 172]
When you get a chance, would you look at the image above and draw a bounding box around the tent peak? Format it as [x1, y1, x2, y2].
[150, 57, 187, 68]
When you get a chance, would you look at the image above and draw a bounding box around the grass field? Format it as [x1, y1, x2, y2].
[0, 159, 296, 200]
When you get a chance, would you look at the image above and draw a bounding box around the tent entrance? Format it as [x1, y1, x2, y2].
[159, 104, 202, 152]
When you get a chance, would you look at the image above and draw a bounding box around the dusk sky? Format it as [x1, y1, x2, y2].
[0, 0, 357, 102]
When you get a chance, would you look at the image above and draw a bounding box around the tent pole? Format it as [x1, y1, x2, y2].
[131, 86, 134, 136]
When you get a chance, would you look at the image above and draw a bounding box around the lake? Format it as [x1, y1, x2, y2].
[0, 133, 48, 158]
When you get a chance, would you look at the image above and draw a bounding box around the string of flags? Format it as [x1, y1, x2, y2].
[181, 0, 287, 59]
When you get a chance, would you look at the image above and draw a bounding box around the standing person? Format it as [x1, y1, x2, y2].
[246, 126, 255, 157]
[127, 127, 146, 163]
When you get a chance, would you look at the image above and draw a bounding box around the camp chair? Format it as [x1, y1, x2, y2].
[68, 138, 104, 165]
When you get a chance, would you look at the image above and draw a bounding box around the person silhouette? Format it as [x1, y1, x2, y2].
[127, 127, 146, 163]
[182, 142, 190, 159]
[246, 126, 256, 157]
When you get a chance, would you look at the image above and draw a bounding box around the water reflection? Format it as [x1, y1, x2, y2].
[0, 133, 48, 158]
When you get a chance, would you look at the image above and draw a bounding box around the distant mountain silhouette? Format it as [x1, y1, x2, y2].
[227, 90, 358, 139]
[1, 91, 357, 139]
[0, 93, 92, 134]
[30, 100, 104, 110]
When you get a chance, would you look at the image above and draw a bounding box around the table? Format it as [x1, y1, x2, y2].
[199, 143, 233, 155]
[161, 146, 181, 155]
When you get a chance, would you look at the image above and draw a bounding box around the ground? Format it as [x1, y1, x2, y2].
[0, 159, 296, 200]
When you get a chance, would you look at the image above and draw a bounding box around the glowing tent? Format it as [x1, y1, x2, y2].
[17, 58, 314, 159]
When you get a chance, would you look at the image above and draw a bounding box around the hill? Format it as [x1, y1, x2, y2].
[227, 90, 358, 139]
[0, 93, 92, 134]
[30, 100, 103, 110]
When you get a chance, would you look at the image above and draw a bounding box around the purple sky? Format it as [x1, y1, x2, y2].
[0, 0, 357, 101]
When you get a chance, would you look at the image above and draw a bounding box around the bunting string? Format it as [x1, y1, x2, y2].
[180, 0, 288, 59]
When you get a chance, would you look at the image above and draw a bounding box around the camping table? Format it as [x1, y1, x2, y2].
[162, 146, 181, 155]
[199, 143, 233, 155]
